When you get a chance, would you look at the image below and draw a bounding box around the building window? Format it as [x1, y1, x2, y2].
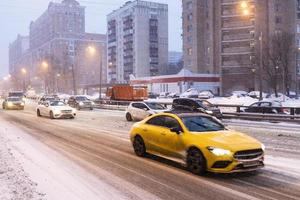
[187, 2, 193, 10]
[297, 24, 300, 33]
[275, 16, 282, 24]
[187, 25, 193, 32]
[187, 48, 192, 55]
[187, 13, 193, 21]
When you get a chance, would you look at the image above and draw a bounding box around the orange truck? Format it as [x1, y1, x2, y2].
[106, 85, 148, 101]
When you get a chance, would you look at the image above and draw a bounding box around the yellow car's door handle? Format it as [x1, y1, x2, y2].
[161, 132, 166, 136]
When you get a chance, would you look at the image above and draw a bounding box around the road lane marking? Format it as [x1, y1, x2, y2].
[234, 179, 300, 200]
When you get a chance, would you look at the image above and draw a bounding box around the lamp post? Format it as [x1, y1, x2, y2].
[296, 48, 300, 99]
[41, 61, 49, 94]
[87, 45, 103, 100]
[56, 73, 61, 93]
[21, 68, 27, 91]
[240, 1, 263, 100]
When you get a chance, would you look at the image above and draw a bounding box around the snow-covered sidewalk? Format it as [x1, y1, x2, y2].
[0, 116, 129, 200]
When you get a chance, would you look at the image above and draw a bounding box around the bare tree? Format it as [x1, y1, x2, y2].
[252, 31, 295, 97]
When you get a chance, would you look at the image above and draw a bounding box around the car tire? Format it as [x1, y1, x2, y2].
[50, 111, 54, 119]
[133, 135, 146, 157]
[126, 113, 133, 121]
[186, 148, 206, 176]
[90, 107, 93, 110]
[37, 109, 41, 117]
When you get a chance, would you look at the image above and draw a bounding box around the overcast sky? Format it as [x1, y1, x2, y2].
[0, 0, 182, 77]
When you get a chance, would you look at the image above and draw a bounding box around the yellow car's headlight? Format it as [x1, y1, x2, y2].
[207, 147, 231, 156]
[261, 144, 265, 151]
[7, 102, 13, 107]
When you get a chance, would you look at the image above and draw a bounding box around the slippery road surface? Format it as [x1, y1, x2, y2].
[1, 100, 300, 200]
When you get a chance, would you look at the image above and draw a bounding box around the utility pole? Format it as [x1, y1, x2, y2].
[259, 31, 263, 100]
[99, 52, 103, 100]
[71, 62, 77, 95]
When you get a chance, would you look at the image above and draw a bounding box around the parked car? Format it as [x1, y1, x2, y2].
[198, 90, 214, 99]
[36, 100, 76, 119]
[130, 112, 265, 175]
[2, 97, 25, 110]
[243, 101, 288, 114]
[126, 102, 169, 121]
[172, 98, 223, 119]
[67, 96, 95, 110]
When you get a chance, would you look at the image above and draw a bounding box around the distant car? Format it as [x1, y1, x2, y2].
[130, 112, 265, 175]
[180, 88, 199, 98]
[172, 98, 223, 119]
[36, 100, 76, 119]
[231, 91, 248, 97]
[167, 92, 180, 98]
[38, 95, 58, 105]
[243, 101, 288, 114]
[248, 91, 268, 99]
[159, 92, 170, 99]
[198, 90, 214, 99]
[126, 102, 169, 121]
[8, 91, 26, 101]
[148, 92, 159, 99]
[2, 97, 25, 110]
[67, 96, 94, 110]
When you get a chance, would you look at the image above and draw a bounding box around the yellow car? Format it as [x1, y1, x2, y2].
[130, 112, 265, 175]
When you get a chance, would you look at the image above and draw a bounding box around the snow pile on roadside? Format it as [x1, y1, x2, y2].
[0, 134, 44, 200]
[208, 96, 257, 106]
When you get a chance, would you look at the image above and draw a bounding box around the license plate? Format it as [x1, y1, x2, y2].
[243, 161, 260, 167]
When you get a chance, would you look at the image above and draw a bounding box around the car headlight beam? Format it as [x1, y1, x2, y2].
[79, 102, 84, 106]
[207, 147, 231, 156]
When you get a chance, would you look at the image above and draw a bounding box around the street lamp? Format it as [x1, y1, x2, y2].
[87, 45, 103, 100]
[41, 61, 49, 94]
[21, 68, 27, 91]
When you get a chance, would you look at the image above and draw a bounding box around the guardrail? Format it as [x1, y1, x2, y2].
[94, 99, 300, 122]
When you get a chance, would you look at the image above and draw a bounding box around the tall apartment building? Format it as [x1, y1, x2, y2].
[296, 0, 300, 90]
[9, 35, 29, 76]
[8, 35, 32, 90]
[183, 0, 297, 94]
[13, 0, 107, 94]
[107, 0, 168, 84]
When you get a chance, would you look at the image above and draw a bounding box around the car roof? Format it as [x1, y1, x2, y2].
[163, 111, 212, 118]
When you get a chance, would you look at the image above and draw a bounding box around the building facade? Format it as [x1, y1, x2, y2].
[107, 0, 168, 84]
[182, 0, 297, 95]
[8, 35, 31, 90]
[9, 0, 107, 94]
[130, 69, 220, 95]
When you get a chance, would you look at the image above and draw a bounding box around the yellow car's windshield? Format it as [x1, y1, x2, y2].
[181, 116, 225, 132]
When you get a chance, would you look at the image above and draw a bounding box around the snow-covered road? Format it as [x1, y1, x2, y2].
[0, 117, 134, 200]
[0, 100, 300, 200]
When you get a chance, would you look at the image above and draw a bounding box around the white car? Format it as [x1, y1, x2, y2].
[125, 102, 169, 121]
[198, 90, 214, 99]
[36, 100, 76, 119]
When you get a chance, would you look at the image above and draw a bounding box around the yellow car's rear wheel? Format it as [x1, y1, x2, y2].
[133, 136, 146, 157]
[187, 148, 206, 175]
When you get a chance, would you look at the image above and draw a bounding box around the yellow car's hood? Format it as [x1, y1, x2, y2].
[189, 130, 262, 151]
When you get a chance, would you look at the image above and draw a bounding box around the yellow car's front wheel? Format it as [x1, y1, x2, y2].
[133, 136, 146, 157]
[187, 148, 207, 175]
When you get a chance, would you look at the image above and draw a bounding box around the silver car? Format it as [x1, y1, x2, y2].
[125, 102, 169, 121]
